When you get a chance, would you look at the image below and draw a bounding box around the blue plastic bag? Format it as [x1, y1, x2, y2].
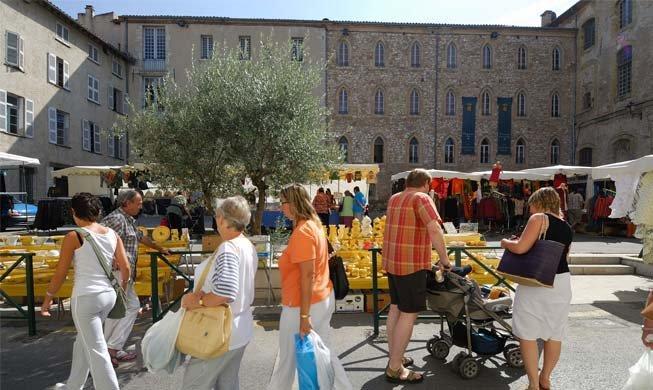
[295, 333, 319, 390]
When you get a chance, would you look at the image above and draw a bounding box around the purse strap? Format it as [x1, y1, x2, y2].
[538, 214, 550, 240]
[75, 228, 120, 289]
[195, 251, 218, 293]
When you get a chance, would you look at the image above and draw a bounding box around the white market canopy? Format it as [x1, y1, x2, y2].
[52, 164, 148, 178]
[520, 165, 594, 177]
[472, 170, 552, 181]
[0, 152, 40, 167]
[591, 155, 653, 179]
[390, 169, 482, 181]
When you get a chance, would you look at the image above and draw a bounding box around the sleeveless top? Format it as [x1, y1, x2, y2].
[72, 227, 118, 297]
[543, 213, 573, 274]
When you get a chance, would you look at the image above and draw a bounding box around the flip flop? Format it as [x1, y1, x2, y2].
[110, 356, 120, 368]
[385, 366, 424, 384]
[115, 351, 137, 361]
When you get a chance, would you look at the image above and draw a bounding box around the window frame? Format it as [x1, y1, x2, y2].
[517, 46, 527, 70]
[444, 138, 455, 164]
[408, 137, 419, 164]
[112, 58, 123, 78]
[374, 41, 384, 67]
[338, 136, 349, 163]
[446, 91, 455, 116]
[87, 74, 100, 104]
[338, 88, 348, 115]
[291, 37, 304, 62]
[5, 31, 23, 70]
[48, 53, 70, 91]
[619, 0, 633, 30]
[411, 42, 421, 68]
[515, 139, 525, 164]
[144, 26, 166, 60]
[517, 92, 526, 117]
[410, 89, 419, 115]
[552, 47, 561, 70]
[239, 36, 251, 60]
[617, 46, 632, 98]
[200, 35, 213, 60]
[55, 23, 70, 45]
[579, 147, 593, 166]
[481, 91, 491, 116]
[550, 139, 560, 164]
[337, 41, 349, 67]
[55, 109, 69, 146]
[446, 42, 456, 69]
[374, 89, 384, 115]
[373, 137, 384, 164]
[88, 43, 100, 64]
[480, 139, 490, 164]
[482, 45, 492, 69]
[583, 19, 595, 49]
[551, 93, 560, 118]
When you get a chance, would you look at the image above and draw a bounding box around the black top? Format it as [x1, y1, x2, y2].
[544, 213, 573, 274]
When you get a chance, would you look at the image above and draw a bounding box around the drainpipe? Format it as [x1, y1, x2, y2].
[125, 18, 130, 164]
[571, 14, 578, 165]
[434, 32, 440, 169]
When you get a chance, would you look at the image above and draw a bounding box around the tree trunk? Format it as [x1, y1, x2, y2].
[252, 180, 267, 235]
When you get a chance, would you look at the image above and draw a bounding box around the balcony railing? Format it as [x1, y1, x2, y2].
[142, 59, 166, 73]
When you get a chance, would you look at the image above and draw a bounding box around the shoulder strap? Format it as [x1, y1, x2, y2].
[75, 228, 118, 287]
[538, 214, 549, 240]
[195, 251, 218, 293]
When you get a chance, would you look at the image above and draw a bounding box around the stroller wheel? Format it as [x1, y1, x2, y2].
[429, 340, 450, 360]
[452, 352, 466, 371]
[425, 337, 439, 355]
[503, 345, 524, 368]
[458, 357, 481, 379]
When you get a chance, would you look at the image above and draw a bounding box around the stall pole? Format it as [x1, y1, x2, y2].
[371, 248, 380, 336]
[25, 253, 36, 336]
[150, 253, 160, 323]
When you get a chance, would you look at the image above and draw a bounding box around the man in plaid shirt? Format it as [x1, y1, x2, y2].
[382, 169, 450, 384]
[102, 190, 169, 366]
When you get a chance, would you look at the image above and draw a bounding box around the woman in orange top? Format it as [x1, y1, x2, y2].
[267, 184, 351, 389]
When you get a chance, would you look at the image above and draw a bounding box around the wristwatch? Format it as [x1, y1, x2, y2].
[300, 314, 310, 319]
[199, 298, 204, 307]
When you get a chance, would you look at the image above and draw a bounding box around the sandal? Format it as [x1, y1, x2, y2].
[402, 356, 414, 367]
[385, 366, 424, 384]
[110, 356, 120, 369]
[115, 351, 137, 362]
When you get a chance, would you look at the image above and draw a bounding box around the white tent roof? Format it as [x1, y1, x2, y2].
[472, 170, 552, 181]
[391, 169, 482, 181]
[520, 165, 593, 177]
[52, 164, 147, 178]
[0, 152, 40, 167]
[592, 155, 653, 179]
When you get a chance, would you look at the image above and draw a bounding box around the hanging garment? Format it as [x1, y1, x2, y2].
[631, 172, 653, 226]
[553, 174, 567, 189]
[609, 173, 641, 219]
[450, 179, 465, 196]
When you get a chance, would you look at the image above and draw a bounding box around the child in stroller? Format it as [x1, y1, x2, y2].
[425, 269, 524, 379]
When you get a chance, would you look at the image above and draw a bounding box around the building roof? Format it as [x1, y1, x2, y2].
[118, 15, 576, 32]
[38, 0, 133, 63]
[549, 0, 589, 27]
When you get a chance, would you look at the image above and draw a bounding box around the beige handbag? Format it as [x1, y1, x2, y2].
[176, 254, 232, 359]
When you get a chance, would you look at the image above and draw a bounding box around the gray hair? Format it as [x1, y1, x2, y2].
[116, 189, 141, 207]
[214, 196, 251, 232]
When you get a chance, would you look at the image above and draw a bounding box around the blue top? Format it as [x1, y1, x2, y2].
[353, 192, 367, 213]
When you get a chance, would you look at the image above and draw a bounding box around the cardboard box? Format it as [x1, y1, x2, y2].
[202, 234, 223, 252]
[335, 294, 364, 313]
[365, 293, 391, 313]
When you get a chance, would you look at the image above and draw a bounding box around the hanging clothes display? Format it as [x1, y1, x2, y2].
[608, 173, 640, 218]
[33, 198, 73, 230]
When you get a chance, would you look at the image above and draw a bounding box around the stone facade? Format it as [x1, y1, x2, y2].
[0, 1, 129, 201]
[550, 0, 653, 166]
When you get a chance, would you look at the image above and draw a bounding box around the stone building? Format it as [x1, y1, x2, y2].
[0, 0, 130, 201]
[546, 0, 653, 166]
[327, 22, 575, 199]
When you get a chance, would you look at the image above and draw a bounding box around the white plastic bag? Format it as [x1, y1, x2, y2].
[141, 308, 184, 374]
[310, 331, 335, 390]
[622, 350, 653, 390]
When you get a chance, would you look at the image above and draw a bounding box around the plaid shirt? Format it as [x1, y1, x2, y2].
[383, 190, 441, 276]
[102, 208, 143, 269]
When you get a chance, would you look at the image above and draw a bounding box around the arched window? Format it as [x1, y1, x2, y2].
[517, 92, 526, 117]
[551, 93, 560, 117]
[409, 137, 419, 163]
[374, 42, 384, 67]
[373, 137, 384, 163]
[338, 88, 348, 114]
[583, 18, 595, 49]
[612, 138, 633, 161]
[550, 139, 560, 164]
[411, 42, 421, 68]
[552, 47, 561, 70]
[481, 91, 491, 116]
[446, 90, 455, 115]
[579, 147, 592, 166]
[444, 138, 454, 164]
[447, 43, 456, 69]
[374, 89, 384, 115]
[482, 45, 492, 69]
[619, 0, 633, 29]
[480, 138, 490, 164]
[516, 138, 525, 164]
[410, 90, 419, 115]
[617, 46, 632, 97]
[518, 46, 527, 70]
[337, 41, 349, 66]
[338, 136, 349, 163]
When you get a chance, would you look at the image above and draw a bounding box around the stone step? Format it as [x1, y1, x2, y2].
[569, 264, 634, 275]
[568, 255, 624, 265]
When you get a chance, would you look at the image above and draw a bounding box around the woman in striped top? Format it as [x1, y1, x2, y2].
[180, 196, 258, 389]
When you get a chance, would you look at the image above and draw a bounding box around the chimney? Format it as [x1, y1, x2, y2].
[540, 10, 557, 27]
[85, 4, 95, 18]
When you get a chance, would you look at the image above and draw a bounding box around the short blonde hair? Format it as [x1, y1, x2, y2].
[528, 187, 560, 214]
[279, 184, 320, 225]
[406, 168, 432, 188]
[214, 196, 251, 232]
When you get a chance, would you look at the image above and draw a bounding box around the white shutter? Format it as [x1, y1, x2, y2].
[107, 133, 115, 157]
[24, 99, 34, 138]
[94, 78, 100, 103]
[63, 60, 70, 89]
[48, 107, 57, 143]
[63, 113, 69, 146]
[0, 89, 6, 132]
[108, 85, 114, 110]
[18, 37, 24, 70]
[123, 93, 128, 115]
[93, 124, 101, 153]
[47, 53, 57, 84]
[82, 120, 91, 151]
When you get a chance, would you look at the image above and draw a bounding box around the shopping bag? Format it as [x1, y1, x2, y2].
[311, 332, 335, 390]
[295, 333, 319, 390]
[622, 350, 653, 390]
[142, 308, 184, 374]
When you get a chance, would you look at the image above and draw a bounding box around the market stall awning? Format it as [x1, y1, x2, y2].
[520, 165, 593, 177]
[592, 155, 653, 179]
[0, 152, 40, 167]
[391, 169, 482, 181]
[52, 164, 147, 178]
[471, 170, 552, 181]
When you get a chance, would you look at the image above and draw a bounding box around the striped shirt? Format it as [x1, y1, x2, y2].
[383, 190, 441, 276]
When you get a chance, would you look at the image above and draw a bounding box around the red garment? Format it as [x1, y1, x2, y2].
[430, 178, 449, 199]
[463, 193, 474, 220]
[478, 198, 501, 220]
[553, 174, 567, 189]
[556, 187, 568, 211]
[593, 196, 614, 220]
[489, 167, 501, 183]
[450, 179, 464, 196]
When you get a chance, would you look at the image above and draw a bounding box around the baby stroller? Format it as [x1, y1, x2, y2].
[425, 270, 524, 379]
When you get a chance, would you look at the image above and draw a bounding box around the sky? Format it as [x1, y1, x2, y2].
[52, 0, 579, 26]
